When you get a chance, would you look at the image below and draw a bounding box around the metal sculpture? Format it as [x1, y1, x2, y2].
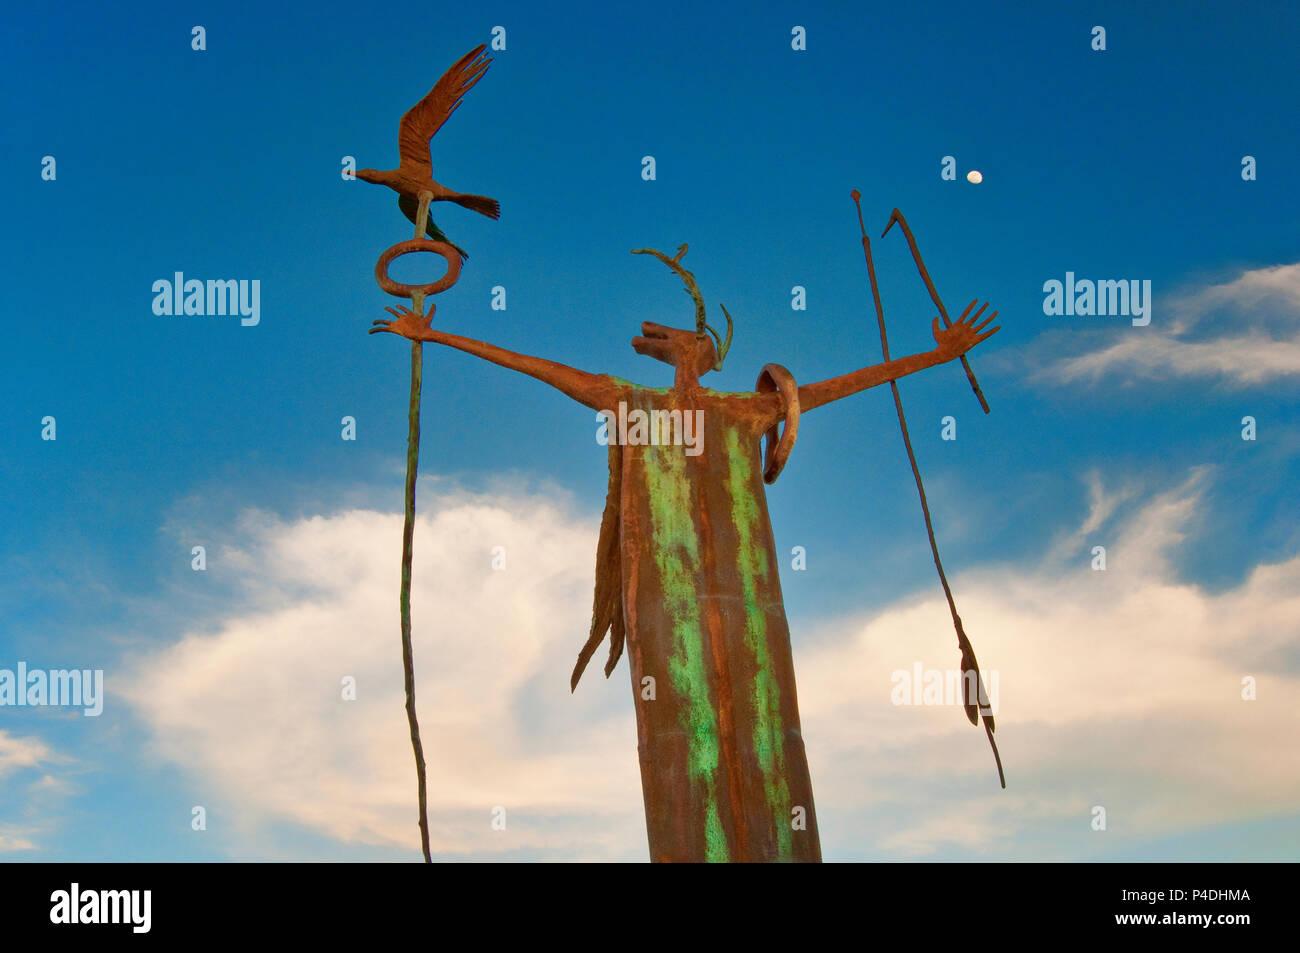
[369, 235, 998, 861]
[357, 44, 500, 261]
[357, 46, 1004, 864]
[358, 45, 498, 864]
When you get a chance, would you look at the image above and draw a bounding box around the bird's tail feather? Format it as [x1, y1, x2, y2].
[452, 193, 501, 220]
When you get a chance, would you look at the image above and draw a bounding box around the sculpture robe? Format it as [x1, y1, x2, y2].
[579, 382, 821, 862]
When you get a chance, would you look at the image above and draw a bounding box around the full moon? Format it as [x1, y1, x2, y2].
[967, 170, 983, 184]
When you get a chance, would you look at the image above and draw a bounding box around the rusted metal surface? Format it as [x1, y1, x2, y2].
[357, 44, 501, 261]
[630, 245, 732, 369]
[374, 238, 462, 299]
[613, 382, 821, 861]
[360, 41, 503, 865]
[754, 364, 799, 484]
[371, 240, 999, 861]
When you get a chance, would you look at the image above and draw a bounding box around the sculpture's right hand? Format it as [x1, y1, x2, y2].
[369, 303, 435, 341]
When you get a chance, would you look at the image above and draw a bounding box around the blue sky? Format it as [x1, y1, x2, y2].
[2, 0, 1298, 861]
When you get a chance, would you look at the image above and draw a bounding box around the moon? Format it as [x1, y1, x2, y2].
[967, 170, 983, 184]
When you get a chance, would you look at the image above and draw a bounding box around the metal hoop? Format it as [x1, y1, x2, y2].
[374, 239, 462, 298]
[755, 363, 800, 484]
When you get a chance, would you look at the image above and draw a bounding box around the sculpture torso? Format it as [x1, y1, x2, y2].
[607, 382, 821, 862]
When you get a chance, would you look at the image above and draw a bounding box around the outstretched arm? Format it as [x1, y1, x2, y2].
[371, 304, 621, 410]
[797, 302, 999, 413]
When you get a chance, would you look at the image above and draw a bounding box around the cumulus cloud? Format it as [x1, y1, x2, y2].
[1042, 261, 1300, 386]
[120, 483, 645, 860]
[798, 467, 1300, 858]
[120, 472, 1300, 860]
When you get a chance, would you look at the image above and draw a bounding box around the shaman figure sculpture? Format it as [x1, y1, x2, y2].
[369, 243, 998, 862]
[359, 44, 1003, 865]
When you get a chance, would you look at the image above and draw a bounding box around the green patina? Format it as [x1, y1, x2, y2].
[642, 422, 728, 862]
[724, 427, 794, 860]
[606, 375, 667, 393]
[621, 382, 797, 860]
[604, 376, 763, 402]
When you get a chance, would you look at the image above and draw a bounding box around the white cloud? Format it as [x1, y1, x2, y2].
[0, 831, 37, 852]
[0, 730, 64, 852]
[1043, 261, 1300, 386]
[120, 472, 1300, 860]
[120, 483, 645, 860]
[798, 467, 1300, 857]
[0, 730, 51, 777]
[1180, 262, 1300, 316]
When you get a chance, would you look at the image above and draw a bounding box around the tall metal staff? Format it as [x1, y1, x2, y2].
[371, 202, 463, 861]
[357, 44, 499, 861]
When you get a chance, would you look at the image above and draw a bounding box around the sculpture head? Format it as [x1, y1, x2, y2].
[354, 168, 388, 185]
[632, 322, 719, 383]
[630, 246, 734, 389]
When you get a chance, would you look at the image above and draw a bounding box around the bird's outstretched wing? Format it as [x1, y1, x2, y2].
[397, 44, 492, 172]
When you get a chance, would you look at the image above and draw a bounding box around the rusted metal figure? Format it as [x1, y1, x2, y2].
[370, 243, 998, 862]
[357, 44, 500, 260]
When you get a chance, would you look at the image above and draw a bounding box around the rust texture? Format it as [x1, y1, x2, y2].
[356, 44, 1005, 863]
[370, 239, 999, 861]
[375, 238, 462, 299]
[357, 44, 501, 261]
[754, 363, 799, 484]
[361, 44, 501, 863]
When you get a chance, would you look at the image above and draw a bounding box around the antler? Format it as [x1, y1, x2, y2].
[706, 304, 734, 371]
[631, 244, 733, 370]
[631, 244, 706, 332]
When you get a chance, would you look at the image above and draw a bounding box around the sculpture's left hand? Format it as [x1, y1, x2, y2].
[933, 300, 999, 360]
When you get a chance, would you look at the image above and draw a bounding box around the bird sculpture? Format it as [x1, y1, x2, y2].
[356, 44, 500, 260]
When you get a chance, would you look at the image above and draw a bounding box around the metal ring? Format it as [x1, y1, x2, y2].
[755, 363, 800, 484]
[374, 239, 462, 298]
